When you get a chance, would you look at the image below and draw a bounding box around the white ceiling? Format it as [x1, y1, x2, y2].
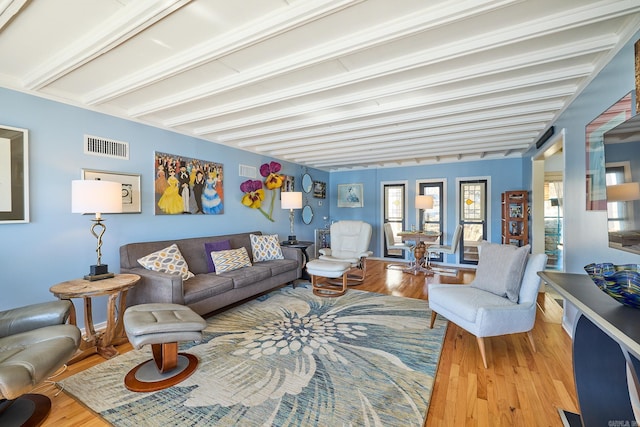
[1, 0, 639, 171]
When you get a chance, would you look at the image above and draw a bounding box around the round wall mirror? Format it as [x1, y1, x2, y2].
[302, 204, 313, 224]
[302, 173, 313, 193]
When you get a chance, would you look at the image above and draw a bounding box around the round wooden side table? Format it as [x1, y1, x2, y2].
[49, 273, 140, 362]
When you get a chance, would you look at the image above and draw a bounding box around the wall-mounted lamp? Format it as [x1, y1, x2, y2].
[281, 191, 302, 243]
[72, 180, 122, 281]
[607, 182, 640, 202]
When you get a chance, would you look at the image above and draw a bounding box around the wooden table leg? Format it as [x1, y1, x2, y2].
[96, 291, 120, 359]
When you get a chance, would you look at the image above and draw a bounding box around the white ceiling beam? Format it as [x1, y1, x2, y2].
[193, 64, 593, 135]
[84, 0, 364, 105]
[0, 0, 28, 31]
[165, 34, 614, 127]
[23, 0, 192, 90]
[124, 0, 519, 116]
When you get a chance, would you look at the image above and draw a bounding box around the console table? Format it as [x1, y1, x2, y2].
[538, 271, 640, 426]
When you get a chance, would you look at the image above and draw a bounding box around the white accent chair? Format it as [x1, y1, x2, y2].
[319, 220, 373, 283]
[383, 222, 414, 270]
[426, 224, 462, 268]
[428, 249, 547, 368]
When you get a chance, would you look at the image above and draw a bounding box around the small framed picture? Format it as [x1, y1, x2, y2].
[81, 169, 142, 213]
[0, 125, 29, 223]
[313, 181, 326, 199]
[281, 175, 295, 192]
[337, 183, 364, 208]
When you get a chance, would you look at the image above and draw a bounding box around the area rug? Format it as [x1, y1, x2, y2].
[60, 284, 447, 426]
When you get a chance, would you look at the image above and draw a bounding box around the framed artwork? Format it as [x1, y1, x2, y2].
[0, 125, 29, 223]
[82, 169, 141, 213]
[281, 175, 295, 192]
[585, 92, 633, 210]
[313, 181, 326, 199]
[337, 183, 364, 208]
[155, 152, 224, 215]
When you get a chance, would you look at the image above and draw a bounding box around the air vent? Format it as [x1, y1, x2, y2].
[84, 135, 129, 160]
[239, 164, 256, 178]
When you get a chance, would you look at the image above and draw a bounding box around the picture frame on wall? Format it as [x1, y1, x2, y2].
[0, 125, 29, 223]
[337, 183, 364, 208]
[313, 181, 326, 199]
[281, 175, 295, 192]
[585, 91, 633, 210]
[81, 169, 142, 213]
[155, 151, 224, 215]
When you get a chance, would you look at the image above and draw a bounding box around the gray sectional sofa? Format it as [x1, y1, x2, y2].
[120, 231, 302, 316]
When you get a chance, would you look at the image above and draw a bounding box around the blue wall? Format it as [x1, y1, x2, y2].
[0, 88, 329, 318]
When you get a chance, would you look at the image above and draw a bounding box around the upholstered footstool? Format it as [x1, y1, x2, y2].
[123, 303, 207, 392]
[306, 259, 351, 297]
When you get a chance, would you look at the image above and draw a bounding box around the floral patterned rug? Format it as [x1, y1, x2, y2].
[61, 284, 447, 426]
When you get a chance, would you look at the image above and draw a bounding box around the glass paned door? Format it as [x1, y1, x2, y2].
[384, 183, 406, 258]
[418, 182, 444, 261]
[459, 180, 487, 264]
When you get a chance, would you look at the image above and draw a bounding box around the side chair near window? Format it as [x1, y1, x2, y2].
[426, 223, 463, 271]
[383, 222, 414, 270]
[428, 241, 547, 368]
[318, 220, 373, 283]
[0, 300, 81, 426]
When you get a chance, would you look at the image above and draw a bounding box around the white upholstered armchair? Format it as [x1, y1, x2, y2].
[428, 241, 547, 368]
[319, 220, 373, 282]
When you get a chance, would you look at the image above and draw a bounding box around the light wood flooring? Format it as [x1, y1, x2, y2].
[37, 259, 578, 426]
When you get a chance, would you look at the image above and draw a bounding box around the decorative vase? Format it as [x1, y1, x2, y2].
[584, 263, 640, 309]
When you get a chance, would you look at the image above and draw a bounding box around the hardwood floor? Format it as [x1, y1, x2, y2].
[37, 259, 578, 426]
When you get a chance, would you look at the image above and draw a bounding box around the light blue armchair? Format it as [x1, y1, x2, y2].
[428, 243, 547, 368]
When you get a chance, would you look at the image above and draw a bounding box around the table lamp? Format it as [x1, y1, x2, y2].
[72, 180, 123, 281]
[281, 191, 302, 243]
[416, 195, 434, 231]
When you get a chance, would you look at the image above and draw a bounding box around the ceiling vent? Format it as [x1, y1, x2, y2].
[239, 164, 256, 178]
[84, 135, 129, 160]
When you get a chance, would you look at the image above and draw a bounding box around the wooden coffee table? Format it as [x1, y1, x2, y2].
[49, 273, 140, 363]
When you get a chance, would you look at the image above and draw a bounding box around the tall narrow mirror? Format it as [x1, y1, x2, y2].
[302, 204, 313, 224]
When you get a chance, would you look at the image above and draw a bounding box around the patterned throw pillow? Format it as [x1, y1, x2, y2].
[137, 243, 194, 281]
[210, 247, 252, 274]
[204, 240, 232, 272]
[250, 234, 284, 262]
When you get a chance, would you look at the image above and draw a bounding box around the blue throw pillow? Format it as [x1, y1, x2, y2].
[204, 240, 232, 272]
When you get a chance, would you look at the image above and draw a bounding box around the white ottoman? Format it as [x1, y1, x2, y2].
[306, 259, 351, 297]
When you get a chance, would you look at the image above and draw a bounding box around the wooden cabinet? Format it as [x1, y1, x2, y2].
[502, 190, 528, 246]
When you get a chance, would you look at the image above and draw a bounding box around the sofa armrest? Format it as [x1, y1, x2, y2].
[122, 267, 185, 306]
[0, 300, 73, 338]
[281, 246, 303, 264]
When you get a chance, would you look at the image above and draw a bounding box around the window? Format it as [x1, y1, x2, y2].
[459, 179, 487, 264]
[418, 181, 444, 260]
[383, 183, 406, 258]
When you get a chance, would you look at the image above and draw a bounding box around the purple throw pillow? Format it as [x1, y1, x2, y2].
[204, 240, 232, 272]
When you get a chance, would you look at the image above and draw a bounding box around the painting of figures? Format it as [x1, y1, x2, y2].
[154, 151, 224, 215]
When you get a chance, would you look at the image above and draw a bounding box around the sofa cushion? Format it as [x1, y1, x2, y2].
[250, 234, 284, 261]
[211, 247, 252, 274]
[218, 265, 272, 288]
[204, 240, 232, 273]
[137, 243, 194, 281]
[182, 274, 234, 305]
[471, 241, 530, 302]
[256, 259, 299, 276]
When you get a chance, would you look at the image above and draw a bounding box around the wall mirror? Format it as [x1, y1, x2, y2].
[302, 204, 313, 224]
[302, 173, 313, 193]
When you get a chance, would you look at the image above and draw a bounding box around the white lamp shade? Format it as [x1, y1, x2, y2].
[281, 191, 303, 210]
[72, 180, 123, 214]
[416, 195, 434, 209]
[607, 182, 640, 202]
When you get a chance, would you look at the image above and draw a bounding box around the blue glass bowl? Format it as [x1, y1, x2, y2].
[584, 263, 640, 309]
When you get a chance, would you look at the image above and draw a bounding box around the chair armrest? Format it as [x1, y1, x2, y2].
[122, 267, 185, 306]
[476, 302, 537, 336]
[359, 251, 373, 258]
[0, 300, 73, 338]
